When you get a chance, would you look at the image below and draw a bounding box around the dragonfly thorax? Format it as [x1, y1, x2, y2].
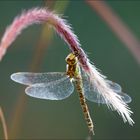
[65, 53, 79, 78]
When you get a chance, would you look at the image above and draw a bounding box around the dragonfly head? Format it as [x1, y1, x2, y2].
[65, 53, 78, 65]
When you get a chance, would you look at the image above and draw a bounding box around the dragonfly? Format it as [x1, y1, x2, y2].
[11, 53, 131, 135]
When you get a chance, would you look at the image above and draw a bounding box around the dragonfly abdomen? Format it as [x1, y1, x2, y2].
[75, 76, 94, 135]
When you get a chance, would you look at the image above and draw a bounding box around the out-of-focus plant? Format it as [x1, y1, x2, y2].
[87, 0, 140, 65]
[0, 107, 8, 140]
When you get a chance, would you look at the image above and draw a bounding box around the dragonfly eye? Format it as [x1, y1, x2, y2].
[65, 53, 78, 65]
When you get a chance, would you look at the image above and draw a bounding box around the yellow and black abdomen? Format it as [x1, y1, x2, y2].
[75, 75, 94, 134]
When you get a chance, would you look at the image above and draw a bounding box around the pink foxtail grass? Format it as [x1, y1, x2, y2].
[0, 8, 134, 125]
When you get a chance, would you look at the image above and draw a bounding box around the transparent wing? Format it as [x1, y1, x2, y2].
[106, 80, 122, 93]
[11, 72, 66, 85]
[25, 76, 74, 100]
[82, 75, 131, 104]
[11, 72, 74, 100]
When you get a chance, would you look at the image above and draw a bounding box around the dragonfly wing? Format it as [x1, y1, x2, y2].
[25, 76, 74, 100]
[11, 72, 66, 85]
[118, 92, 132, 103]
[84, 89, 132, 104]
[83, 83, 106, 104]
[82, 75, 131, 104]
[106, 80, 122, 93]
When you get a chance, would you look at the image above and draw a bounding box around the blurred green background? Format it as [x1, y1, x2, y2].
[0, 0, 140, 139]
